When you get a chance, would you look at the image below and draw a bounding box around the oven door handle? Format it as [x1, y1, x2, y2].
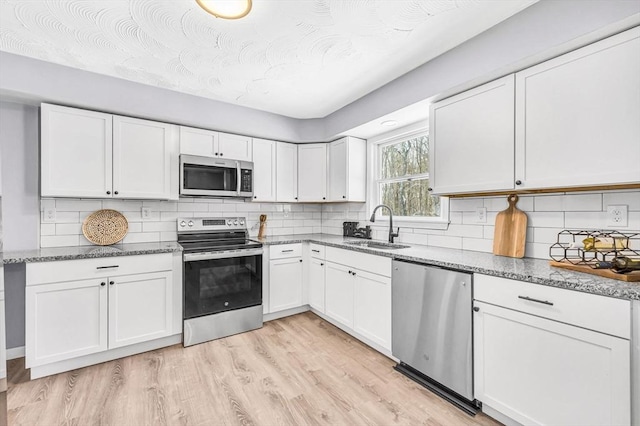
[184, 248, 263, 262]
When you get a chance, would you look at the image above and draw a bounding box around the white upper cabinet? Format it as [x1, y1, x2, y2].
[251, 138, 277, 202]
[276, 142, 298, 202]
[515, 27, 640, 190]
[429, 27, 640, 195]
[429, 75, 515, 195]
[41, 104, 113, 198]
[298, 143, 327, 202]
[179, 126, 252, 161]
[218, 132, 252, 162]
[179, 126, 218, 157]
[41, 104, 178, 200]
[328, 137, 366, 202]
[113, 115, 176, 200]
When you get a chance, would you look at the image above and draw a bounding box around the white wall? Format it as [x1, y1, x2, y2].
[322, 190, 640, 260]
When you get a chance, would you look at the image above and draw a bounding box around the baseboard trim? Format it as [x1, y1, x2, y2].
[263, 305, 310, 322]
[0, 378, 6, 393]
[6, 346, 25, 360]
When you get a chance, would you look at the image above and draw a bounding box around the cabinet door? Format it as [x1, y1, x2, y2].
[354, 270, 391, 350]
[179, 126, 217, 157]
[429, 75, 515, 195]
[298, 143, 327, 202]
[252, 138, 276, 201]
[218, 132, 252, 161]
[308, 258, 325, 312]
[474, 301, 630, 426]
[26, 279, 108, 368]
[269, 258, 303, 312]
[515, 27, 640, 189]
[108, 271, 173, 349]
[276, 142, 298, 202]
[41, 103, 113, 198]
[324, 262, 354, 328]
[328, 137, 366, 202]
[113, 116, 176, 199]
[328, 138, 348, 202]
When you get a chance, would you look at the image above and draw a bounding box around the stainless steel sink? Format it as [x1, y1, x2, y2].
[344, 240, 410, 250]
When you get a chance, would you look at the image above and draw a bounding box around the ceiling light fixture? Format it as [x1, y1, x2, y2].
[196, 0, 252, 19]
[381, 120, 398, 127]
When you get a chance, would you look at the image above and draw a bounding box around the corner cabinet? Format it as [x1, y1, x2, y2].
[429, 75, 515, 195]
[474, 274, 631, 426]
[327, 137, 366, 202]
[298, 143, 327, 202]
[25, 253, 182, 379]
[41, 104, 179, 200]
[429, 26, 640, 196]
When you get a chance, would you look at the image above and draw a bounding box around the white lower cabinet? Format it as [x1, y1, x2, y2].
[269, 244, 303, 313]
[26, 279, 108, 367]
[325, 262, 355, 328]
[474, 274, 631, 426]
[108, 271, 173, 349]
[353, 270, 391, 350]
[25, 253, 180, 376]
[308, 257, 325, 312]
[323, 247, 392, 352]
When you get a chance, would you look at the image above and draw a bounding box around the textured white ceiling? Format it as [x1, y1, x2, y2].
[0, 0, 536, 119]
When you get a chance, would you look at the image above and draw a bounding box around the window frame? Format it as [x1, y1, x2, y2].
[367, 123, 450, 230]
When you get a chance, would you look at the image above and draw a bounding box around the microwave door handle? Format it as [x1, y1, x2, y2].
[236, 161, 241, 195]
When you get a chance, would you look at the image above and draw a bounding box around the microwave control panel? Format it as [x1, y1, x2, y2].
[240, 169, 252, 192]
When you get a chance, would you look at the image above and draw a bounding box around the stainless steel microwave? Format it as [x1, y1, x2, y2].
[180, 155, 253, 198]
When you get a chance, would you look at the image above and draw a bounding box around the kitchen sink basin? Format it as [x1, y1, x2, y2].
[345, 240, 410, 250]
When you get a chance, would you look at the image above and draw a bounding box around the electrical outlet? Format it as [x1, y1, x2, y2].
[606, 205, 628, 228]
[141, 207, 152, 220]
[475, 207, 487, 223]
[43, 207, 56, 223]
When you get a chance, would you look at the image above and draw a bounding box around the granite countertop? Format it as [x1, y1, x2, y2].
[2, 241, 183, 264]
[255, 234, 640, 301]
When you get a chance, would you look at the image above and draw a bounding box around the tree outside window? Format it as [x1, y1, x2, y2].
[376, 133, 443, 219]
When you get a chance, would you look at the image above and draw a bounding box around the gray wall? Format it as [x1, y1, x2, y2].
[0, 102, 40, 350]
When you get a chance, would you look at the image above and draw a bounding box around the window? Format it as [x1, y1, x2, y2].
[372, 128, 449, 225]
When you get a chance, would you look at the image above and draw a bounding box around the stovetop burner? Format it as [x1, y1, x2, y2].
[177, 216, 262, 252]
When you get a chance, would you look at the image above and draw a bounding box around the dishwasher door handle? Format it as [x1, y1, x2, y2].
[518, 295, 554, 306]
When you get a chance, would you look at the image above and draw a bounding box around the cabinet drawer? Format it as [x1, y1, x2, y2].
[474, 274, 630, 339]
[270, 244, 302, 259]
[26, 253, 173, 286]
[325, 246, 391, 278]
[309, 243, 325, 259]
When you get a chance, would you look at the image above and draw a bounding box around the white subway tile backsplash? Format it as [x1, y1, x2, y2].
[38, 190, 640, 259]
[603, 191, 640, 211]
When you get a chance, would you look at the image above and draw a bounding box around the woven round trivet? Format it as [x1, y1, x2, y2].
[82, 209, 128, 245]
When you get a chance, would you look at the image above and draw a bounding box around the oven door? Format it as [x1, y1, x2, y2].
[180, 155, 239, 197]
[183, 249, 262, 319]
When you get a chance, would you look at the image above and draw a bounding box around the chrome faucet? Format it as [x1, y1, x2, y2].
[370, 204, 400, 243]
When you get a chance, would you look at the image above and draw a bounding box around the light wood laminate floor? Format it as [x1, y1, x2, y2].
[7, 312, 500, 426]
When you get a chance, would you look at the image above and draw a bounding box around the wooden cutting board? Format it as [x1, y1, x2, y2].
[493, 194, 528, 258]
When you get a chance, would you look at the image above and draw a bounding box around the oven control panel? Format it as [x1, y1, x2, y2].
[178, 217, 247, 232]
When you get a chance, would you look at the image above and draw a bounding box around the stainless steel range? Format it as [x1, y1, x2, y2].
[178, 217, 263, 347]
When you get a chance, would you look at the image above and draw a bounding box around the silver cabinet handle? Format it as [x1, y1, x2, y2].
[311, 249, 320, 253]
[96, 265, 119, 269]
[281, 249, 294, 253]
[518, 295, 553, 306]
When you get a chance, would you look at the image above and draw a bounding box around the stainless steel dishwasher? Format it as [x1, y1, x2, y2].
[392, 259, 478, 414]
